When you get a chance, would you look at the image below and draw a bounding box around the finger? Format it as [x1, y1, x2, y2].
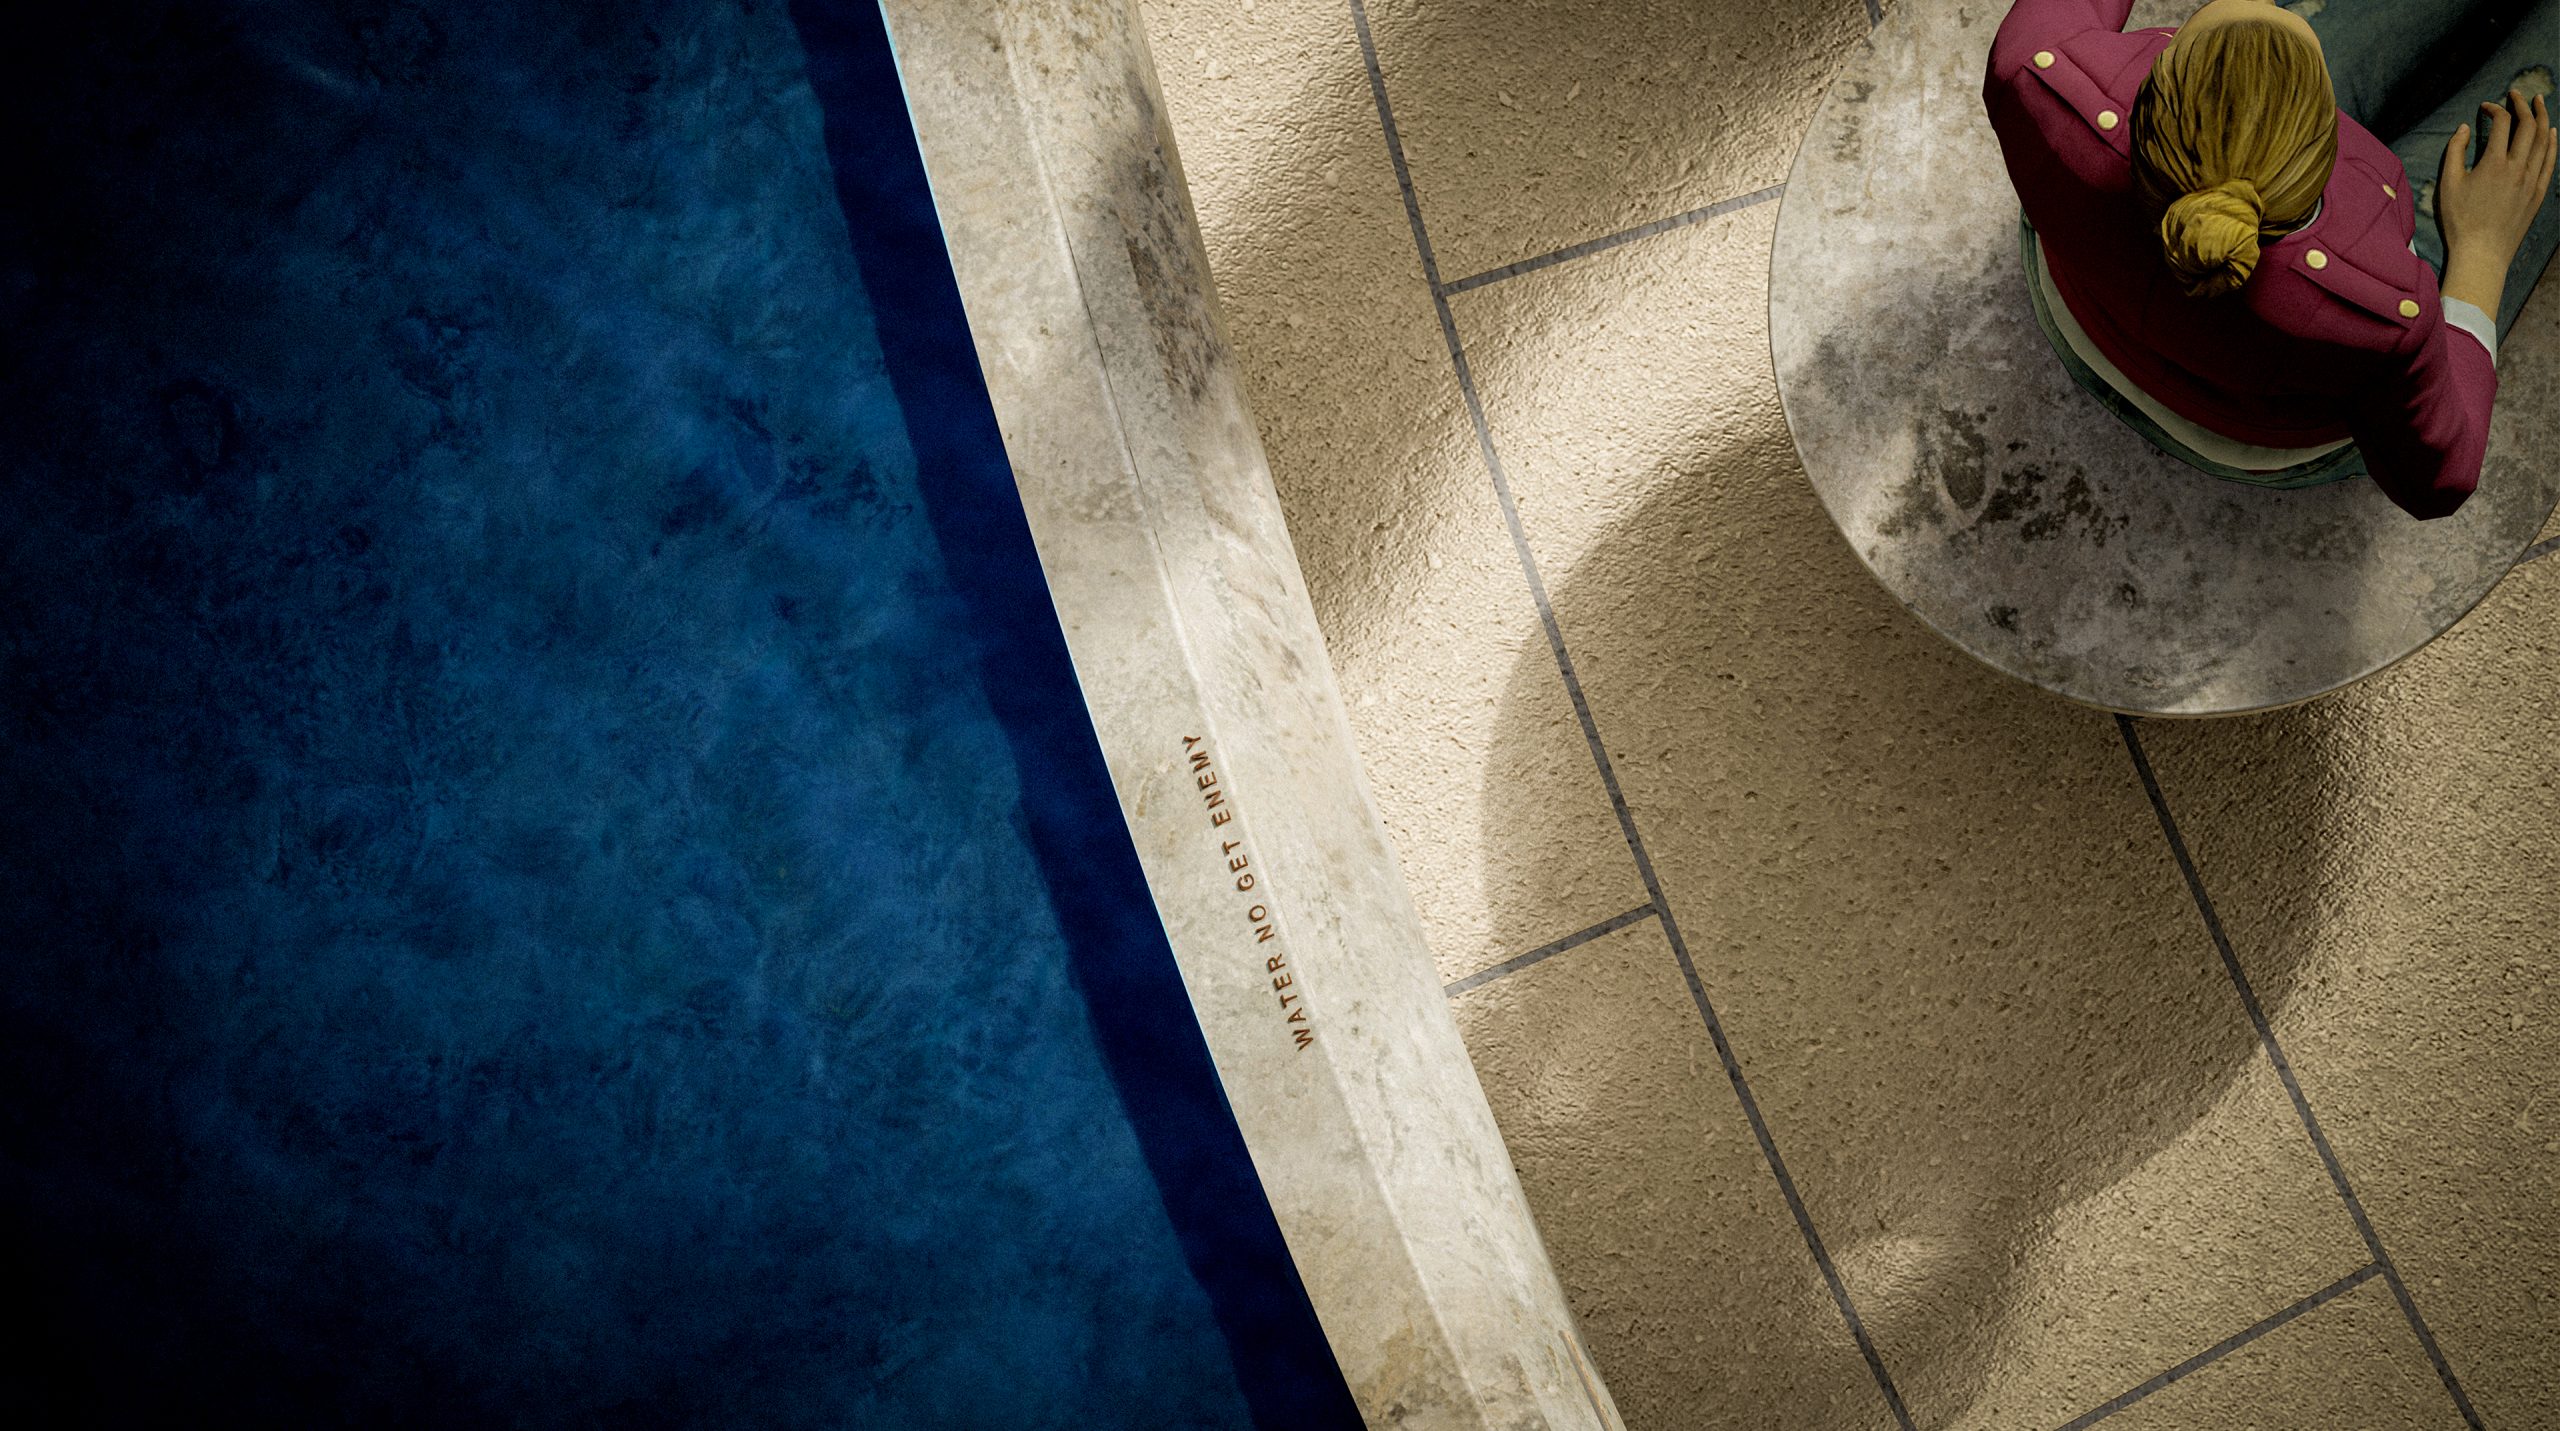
[2486, 98, 2514, 158]
[2447, 122, 2474, 180]
[2509, 89, 2534, 156]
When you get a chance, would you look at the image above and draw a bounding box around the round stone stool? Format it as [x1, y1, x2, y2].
[1772, 0, 2560, 716]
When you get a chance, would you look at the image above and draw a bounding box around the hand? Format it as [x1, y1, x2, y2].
[2438, 89, 2557, 316]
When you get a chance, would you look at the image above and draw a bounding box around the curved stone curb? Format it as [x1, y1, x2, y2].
[879, 2, 1625, 1426]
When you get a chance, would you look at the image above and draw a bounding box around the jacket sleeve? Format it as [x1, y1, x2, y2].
[2351, 313, 2495, 520]
[1988, 0, 2138, 78]
[1984, 0, 2147, 211]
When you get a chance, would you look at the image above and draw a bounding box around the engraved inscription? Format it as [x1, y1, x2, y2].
[1182, 735, 1313, 1052]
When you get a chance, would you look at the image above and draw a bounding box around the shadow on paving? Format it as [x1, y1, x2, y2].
[1479, 417, 2335, 1426]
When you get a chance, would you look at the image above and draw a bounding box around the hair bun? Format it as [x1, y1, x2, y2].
[2159, 178, 2264, 298]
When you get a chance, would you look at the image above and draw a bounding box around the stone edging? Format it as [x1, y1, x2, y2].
[879, 2, 1623, 1425]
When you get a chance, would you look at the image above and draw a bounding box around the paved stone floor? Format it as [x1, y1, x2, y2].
[1142, 1, 2559, 1426]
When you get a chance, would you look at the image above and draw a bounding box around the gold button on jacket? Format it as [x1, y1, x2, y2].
[2306, 250, 2328, 270]
[2400, 299, 2422, 318]
[2096, 109, 2118, 130]
[2033, 50, 2054, 68]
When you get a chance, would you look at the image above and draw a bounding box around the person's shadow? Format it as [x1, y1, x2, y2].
[1472, 343, 2339, 1423]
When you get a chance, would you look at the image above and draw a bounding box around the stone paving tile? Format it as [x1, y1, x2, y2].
[1145, 0, 1644, 982]
[1147, 0, 2555, 1422]
[1942, 1060, 2368, 1429]
[2104, 1276, 2465, 1431]
[1450, 207, 2372, 1429]
[1452, 920, 1899, 1431]
[2137, 558, 2560, 1431]
[1359, 0, 1870, 280]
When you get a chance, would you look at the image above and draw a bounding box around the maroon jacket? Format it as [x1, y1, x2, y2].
[1984, 0, 2493, 517]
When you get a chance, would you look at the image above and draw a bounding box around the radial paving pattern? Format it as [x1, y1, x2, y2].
[1142, 1, 2558, 1425]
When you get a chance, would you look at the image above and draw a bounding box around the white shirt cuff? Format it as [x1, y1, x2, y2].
[2443, 296, 2499, 366]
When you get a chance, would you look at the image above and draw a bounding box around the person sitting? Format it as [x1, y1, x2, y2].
[1985, 0, 2558, 519]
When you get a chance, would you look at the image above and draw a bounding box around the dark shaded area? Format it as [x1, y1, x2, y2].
[2316, 0, 2545, 145]
[0, 2, 1343, 1426]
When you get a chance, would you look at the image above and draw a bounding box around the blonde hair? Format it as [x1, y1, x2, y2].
[2131, 16, 2337, 298]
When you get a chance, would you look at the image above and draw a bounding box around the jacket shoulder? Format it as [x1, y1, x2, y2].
[1986, 24, 2167, 165]
[2250, 190, 2437, 359]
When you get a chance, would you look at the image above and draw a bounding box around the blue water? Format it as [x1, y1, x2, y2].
[0, 2, 1354, 1424]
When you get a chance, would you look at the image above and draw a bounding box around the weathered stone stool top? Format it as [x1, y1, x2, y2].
[1772, 0, 2559, 716]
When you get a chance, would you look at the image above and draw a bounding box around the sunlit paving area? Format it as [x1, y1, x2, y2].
[1144, 1, 2560, 1424]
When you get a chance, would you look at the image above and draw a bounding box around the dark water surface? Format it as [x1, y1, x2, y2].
[0, 2, 1351, 1424]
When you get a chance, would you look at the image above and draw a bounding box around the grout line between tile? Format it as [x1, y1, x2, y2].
[2519, 532, 2560, 565]
[1437, 185, 1786, 297]
[2051, 1263, 2384, 1430]
[1347, 3, 1914, 1425]
[2115, 716, 2486, 1429]
[1444, 903, 1659, 998]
